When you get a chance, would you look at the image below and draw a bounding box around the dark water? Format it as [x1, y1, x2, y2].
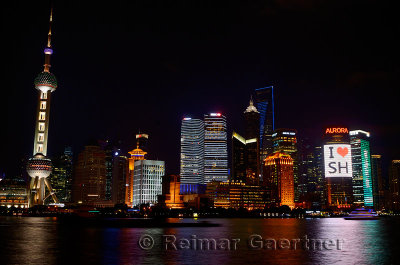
[0, 217, 399, 265]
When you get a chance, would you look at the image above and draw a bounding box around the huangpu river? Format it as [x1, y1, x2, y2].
[0, 217, 399, 264]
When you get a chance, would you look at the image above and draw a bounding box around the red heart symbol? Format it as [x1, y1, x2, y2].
[337, 147, 348, 157]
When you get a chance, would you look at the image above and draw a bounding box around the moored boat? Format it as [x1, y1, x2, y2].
[344, 208, 379, 220]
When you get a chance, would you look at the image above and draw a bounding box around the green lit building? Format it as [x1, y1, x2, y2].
[350, 130, 373, 207]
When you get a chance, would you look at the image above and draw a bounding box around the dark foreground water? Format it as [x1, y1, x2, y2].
[0, 217, 399, 265]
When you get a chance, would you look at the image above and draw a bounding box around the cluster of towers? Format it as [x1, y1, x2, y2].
[22, 8, 398, 212]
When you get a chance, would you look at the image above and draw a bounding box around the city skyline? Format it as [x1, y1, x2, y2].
[4, 1, 399, 178]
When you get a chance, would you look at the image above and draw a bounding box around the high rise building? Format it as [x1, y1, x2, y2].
[180, 118, 205, 185]
[72, 145, 107, 204]
[112, 155, 128, 205]
[132, 160, 165, 206]
[103, 141, 114, 201]
[26, 7, 59, 206]
[231, 132, 247, 182]
[204, 113, 228, 183]
[263, 152, 295, 209]
[126, 140, 147, 207]
[371, 155, 384, 210]
[48, 147, 73, 202]
[231, 98, 260, 184]
[255, 86, 275, 168]
[323, 127, 353, 208]
[389, 160, 400, 211]
[243, 98, 260, 179]
[272, 129, 298, 200]
[350, 130, 373, 207]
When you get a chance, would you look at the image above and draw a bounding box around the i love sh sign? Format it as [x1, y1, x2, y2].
[324, 144, 353, 178]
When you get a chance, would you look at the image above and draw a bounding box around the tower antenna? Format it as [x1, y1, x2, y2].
[43, 4, 54, 72]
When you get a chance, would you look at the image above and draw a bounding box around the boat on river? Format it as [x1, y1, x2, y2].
[344, 208, 379, 220]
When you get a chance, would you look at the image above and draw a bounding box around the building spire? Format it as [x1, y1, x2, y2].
[43, 4, 54, 72]
[47, 6, 53, 48]
[244, 96, 259, 113]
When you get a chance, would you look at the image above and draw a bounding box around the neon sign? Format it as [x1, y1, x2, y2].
[325, 127, 349, 134]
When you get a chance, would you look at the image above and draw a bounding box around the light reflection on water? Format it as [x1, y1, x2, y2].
[0, 217, 399, 265]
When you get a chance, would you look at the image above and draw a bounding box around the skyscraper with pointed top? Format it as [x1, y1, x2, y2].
[26, 6, 59, 206]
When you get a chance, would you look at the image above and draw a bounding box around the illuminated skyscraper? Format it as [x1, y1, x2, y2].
[204, 113, 228, 183]
[180, 118, 204, 185]
[112, 155, 128, 205]
[263, 152, 295, 209]
[231, 132, 246, 182]
[255, 86, 275, 167]
[231, 98, 260, 184]
[125, 140, 147, 207]
[350, 130, 373, 207]
[243, 98, 260, 179]
[132, 160, 165, 206]
[72, 145, 107, 204]
[26, 7, 59, 206]
[323, 127, 353, 208]
[48, 147, 73, 202]
[272, 128, 298, 200]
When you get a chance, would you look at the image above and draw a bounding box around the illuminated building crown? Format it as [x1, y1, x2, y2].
[244, 97, 259, 113]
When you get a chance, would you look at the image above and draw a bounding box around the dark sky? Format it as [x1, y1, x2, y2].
[4, 0, 400, 177]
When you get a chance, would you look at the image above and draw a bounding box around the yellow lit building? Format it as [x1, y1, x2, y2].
[125, 143, 147, 207]
[263, 152, 295, 209]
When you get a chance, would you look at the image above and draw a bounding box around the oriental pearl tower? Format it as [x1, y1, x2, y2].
[26, 6, 59, 206]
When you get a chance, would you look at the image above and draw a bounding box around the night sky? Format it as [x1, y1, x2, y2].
[4, 0, 399, 177]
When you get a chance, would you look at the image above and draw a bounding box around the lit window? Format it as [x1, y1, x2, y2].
[39, 112, 46, 121]
[40, 92, 47, 99]
[37, 144, 43, 153]
[38, 133, 44, 142]
[39, 123, 45, 131]
[40, 101, 46, 110]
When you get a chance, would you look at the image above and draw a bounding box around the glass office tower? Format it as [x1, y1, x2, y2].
[180, 118, 205, 184]
[204, 113, 228, 183]
[350, 130, 373, 207]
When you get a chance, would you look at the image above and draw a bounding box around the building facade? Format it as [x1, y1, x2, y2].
[371, 155, 384, 210]
[272, 129, 298, 201]
[159, 174, 184, 209]
[72, 145, 107, 204]
[126, 142, 147, 207]
[112, 155, 128, 205]
[180, 118, 205, 184]
[323, 127, 353, 208]
[263, 152, 295, 209]
[204, 113, 228, 183]
[206, 181, 267, 210]
[132, 160, 165, 206]
[255, 86, 275, 172]
[350, 130, 373, 207]
[48, 147, 73, 202]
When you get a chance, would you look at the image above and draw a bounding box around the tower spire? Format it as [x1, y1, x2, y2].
[43, 5, 54, 72]
[47, 6, 53, 48]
